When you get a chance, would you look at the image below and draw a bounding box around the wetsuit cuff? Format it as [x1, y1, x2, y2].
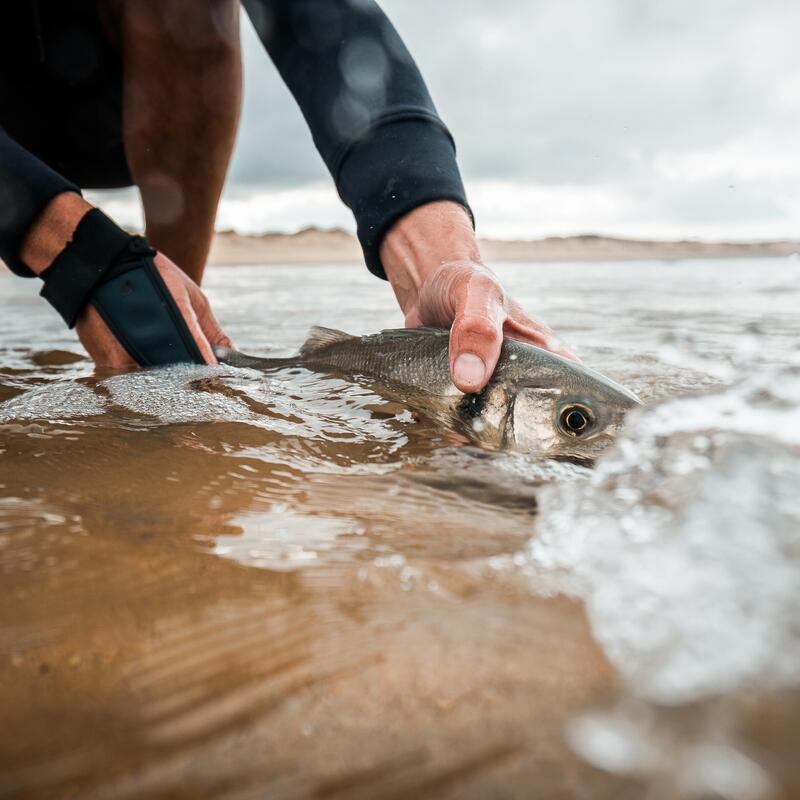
[38, 209, 138, 327]
[336, 119, 474, 280]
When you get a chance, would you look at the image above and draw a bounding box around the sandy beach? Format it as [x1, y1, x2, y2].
[3, 229, 796, 273]
[207, 228, 800, 266]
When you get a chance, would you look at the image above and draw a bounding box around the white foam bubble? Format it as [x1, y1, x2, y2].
[102, 366, 254, 423]
[0, 381, 106, 422]
[522, 364, 800, 705]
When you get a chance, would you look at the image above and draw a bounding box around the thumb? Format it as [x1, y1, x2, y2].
[153, 255, 232, 365]
[448, 275, 504, 393]
[191, 290, 233, 361]
[196, 299, 232, 350]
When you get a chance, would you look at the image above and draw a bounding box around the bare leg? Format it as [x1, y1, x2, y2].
[118, 0, 242, 284]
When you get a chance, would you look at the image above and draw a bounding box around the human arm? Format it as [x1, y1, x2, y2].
[242, 1, 574, 391]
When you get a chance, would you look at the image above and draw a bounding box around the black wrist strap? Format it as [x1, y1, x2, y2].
[39, 208, 134, 328]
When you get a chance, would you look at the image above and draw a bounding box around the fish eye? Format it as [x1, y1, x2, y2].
[559, 404, 594, 437]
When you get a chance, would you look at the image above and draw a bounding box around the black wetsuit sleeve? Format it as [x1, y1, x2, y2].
[0, 126, 81, 277]
[242, 0, 472, 279]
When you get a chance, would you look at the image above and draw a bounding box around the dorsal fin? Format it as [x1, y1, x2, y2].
[299, 326, 356, 356]
[378, 326, 448, 338]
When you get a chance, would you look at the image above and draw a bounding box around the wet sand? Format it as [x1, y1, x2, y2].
[1, 258, 799, 798]
[0, 401, 626, 799]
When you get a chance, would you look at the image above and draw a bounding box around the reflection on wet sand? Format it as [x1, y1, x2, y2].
[2, 259, 800, 799]
[0, 411, 621, 799]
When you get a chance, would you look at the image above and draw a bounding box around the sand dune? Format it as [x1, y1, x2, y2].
[208, 227, 800, 266]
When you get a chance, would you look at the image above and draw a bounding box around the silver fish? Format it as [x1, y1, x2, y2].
[215, 327, 641, 459]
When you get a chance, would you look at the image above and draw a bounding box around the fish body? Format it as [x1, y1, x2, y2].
[215, 327, 641, 459]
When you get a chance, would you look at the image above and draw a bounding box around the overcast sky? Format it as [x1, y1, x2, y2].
[93, 0, 799, 240]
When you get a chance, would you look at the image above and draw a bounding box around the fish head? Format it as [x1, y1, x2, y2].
[455, 344, 642, 458]
[504, 364, 642, 460]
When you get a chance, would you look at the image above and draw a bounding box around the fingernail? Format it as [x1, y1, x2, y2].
[454, 353, 486, 388]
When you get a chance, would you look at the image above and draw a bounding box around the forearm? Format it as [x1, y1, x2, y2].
[0, 126, 82, 276]
[19, 192, 92, 276]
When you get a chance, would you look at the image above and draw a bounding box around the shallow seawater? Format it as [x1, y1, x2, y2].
[1, 258, 798, 799]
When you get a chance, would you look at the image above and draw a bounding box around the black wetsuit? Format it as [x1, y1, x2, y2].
[0, 0, 469, 279]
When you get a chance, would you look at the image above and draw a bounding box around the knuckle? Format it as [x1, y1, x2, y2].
[454, 314, 499, 342]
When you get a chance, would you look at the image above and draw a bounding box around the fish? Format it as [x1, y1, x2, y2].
[214, 326, 641, 459]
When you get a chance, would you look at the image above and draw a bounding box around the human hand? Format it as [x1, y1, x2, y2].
[380, 200, 578, 394]
[20, 193, 231, 368]
[75, 252, 232, 368]
[404, 259, 578, 392]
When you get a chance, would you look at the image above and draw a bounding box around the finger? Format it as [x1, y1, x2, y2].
[503, 319, 550, 346]
[506, 300, 554, 338]
[154, 257, 223, 365]
[161, 281, 218, 364]
[504, 308, 581, 362]
[181, 302, 218, 365]
[448, 273, 504, 392]
[191, 288, 234, 351]
[550, 341, 580, 361]
[404, 306, 424, 328]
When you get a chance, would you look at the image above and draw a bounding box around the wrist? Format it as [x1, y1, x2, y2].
[20, 192, 93, 275]
[380, 200, 480, 314]
[37, 208, 141, 329]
